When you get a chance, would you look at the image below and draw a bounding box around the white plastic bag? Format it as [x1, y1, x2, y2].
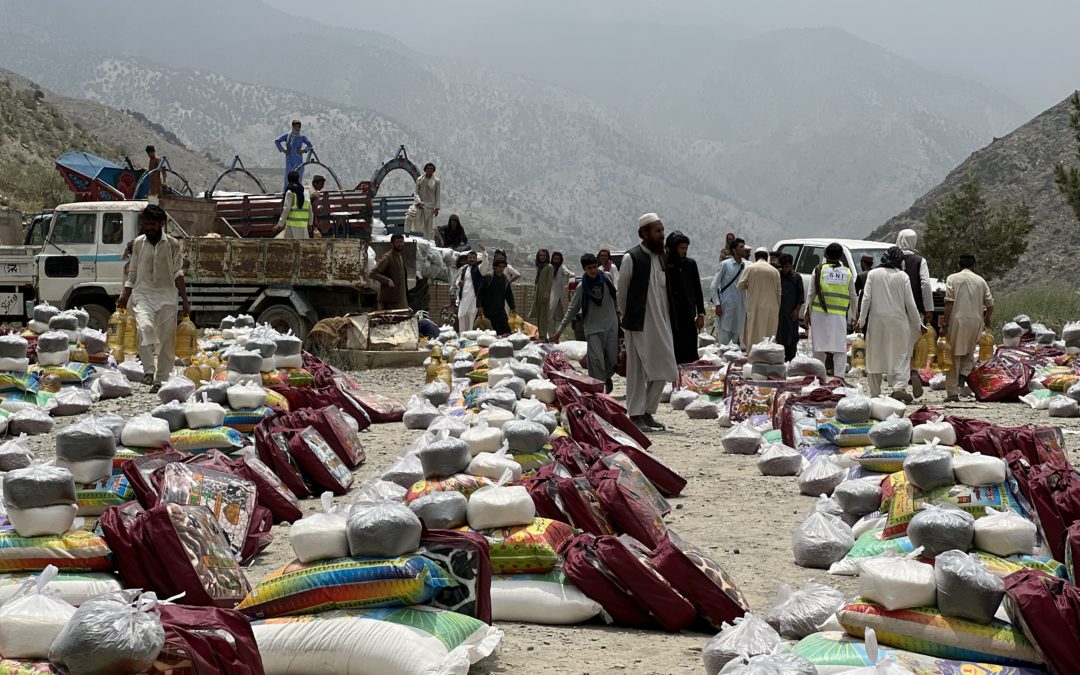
[868, 414, 913, 449]
[912, 415, 956, 445]
[381, 453, 425, 489]
[935, 549, 1005, 624]
[792, 511, 854, 569]
[833, 478, 883, 517]
[670, 389, 698, 411]
[502, 419, 549, 453]
[973, 507, 1037, 557]
[514, 396, 547, 421]
[836, 385, 872, 424]
[858, 550, 936, 611]
[461, 418, 504, 455]
[120, 414, 172, 449]
[702, 613, 781, 675]
[490, 573, 602, 624]
[9, 407, 53, 436]
[55, 417, 117, 484]
[869, 396, 906, 421]
[417, 436, 472, 479]
[907, 504, 974, 557]
[467, 470, 536, 530]
[289, 492, 349, 563]
[686, 398, 720, 419]
[951, 452, 1007, 486]
[117, 359, 145, 383]
[183, 397, 227, 429]
[157, 375, 196, 404]
[523, 378, 556, 404]
[747, 337, 785, 365]
[46, 388, 93, 417]
[1048, 397, 1079, 418]
[346, 500, 422, 558]
[721, 422, 762, 455]
[0, 433, 33, 471]
[902, 440, 954, 491]
[48, 590, 165, 675]
[798, 456, 845, 496]
[756, 442, 803, 476]
[468, 444, 523, 482]
[403, 395, 440, 430]
[764, 580, 845, 640]
[226, 382, 267, 410]
[409, 491, 468, 529]
[92, 371, 132, 399]
[0, 565, 76, 658]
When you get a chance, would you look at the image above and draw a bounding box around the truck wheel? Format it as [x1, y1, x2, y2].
[257, 304, 310, 339]
[80, 303, 113, 332]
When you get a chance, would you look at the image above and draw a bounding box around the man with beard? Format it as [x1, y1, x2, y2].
[597, 247, 620, 286]
[618, 213, 678, 432]
[454, 247, 487, 331]
[665, 231, 706, 364]
[406, 162, 441, 240]
[710, 237, 748, 347]
[531, 249, 554, 339]
[436, 214, 469, 251]
[371, 233, 409, 310]
[738, 247, 781, 349]
[117, 204, 190, 392]
[478, 259, 516, 335]
[548, 251, 573, 336]
[555, 253, 619, 392]
[776, 253, 805, 361]
[897, 228, 934, 397]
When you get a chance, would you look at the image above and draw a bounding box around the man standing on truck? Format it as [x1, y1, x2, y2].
[406, 162, 441, 240]
[618, 213, 677, 432]
[145, 145, 165, 198]
[371, 233, 410, 311]
[274, 120, 313, 190]
[897, 229, 934, 398]
[276, 171, 311, 239]
[117, 204, 190, 393]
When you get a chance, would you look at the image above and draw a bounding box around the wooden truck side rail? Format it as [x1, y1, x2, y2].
[180, 237, 373, 286]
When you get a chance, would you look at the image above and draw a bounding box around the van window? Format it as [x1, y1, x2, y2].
[102, 213, 124, 244]
[50, 212, 95, 245]
[796, 246, 824, 275]
[850, 248, 886, 270]
[777, 243, 801, 265]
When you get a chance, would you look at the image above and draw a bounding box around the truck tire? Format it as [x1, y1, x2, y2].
[257, 304, 310, 340]
[80, 303, 113, 332]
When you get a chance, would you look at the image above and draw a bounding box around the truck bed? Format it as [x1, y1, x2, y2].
[181, 237, 372, 286]
[0, 246, 40, 285]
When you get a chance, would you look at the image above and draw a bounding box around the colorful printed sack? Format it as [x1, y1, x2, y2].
[406, 474, 494, 504]
[0, 530, 111, 573]
[818, 419, 873, 447]
[169, 426, 246, 453]
[968, 355, 1033, 402]
[465, 517, 573, 574]
[75, 471, 132, 516]
[222, 405, 273, 433]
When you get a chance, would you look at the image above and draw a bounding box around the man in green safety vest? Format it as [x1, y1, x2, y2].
[805, 242, 857, 376]
[276, 170, 312, 239]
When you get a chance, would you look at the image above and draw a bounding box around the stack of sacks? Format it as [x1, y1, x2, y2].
[747, 337, 786, 379]
[48, 312, 80, 344]
[55, 417, 117, 484]
[245, 332, 277, 373]
[2, 466, 78, 537]
[0, 334, 29, 372]
[27, 302, 60, 335]
[819, 386, 873, 447]
[77, 326, 109, 362]
[225, 348, 262, 384]
[36, 331, 71, 367]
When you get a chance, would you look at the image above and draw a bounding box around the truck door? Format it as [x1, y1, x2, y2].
[97, 211, 127, 297]
[37, 211, 98, 306]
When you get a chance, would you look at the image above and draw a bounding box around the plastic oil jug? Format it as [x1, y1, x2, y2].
[936, 333, 955, 372]
[175, 315, 197, 360]
[923, 324, 939, 371]
[978, 330, 995, 362]
[107, 308, 125, 352]
[911, 327, 930, 370]
[122, 311, 139, 355]
[508, 312, 524, 334]
[850, 334, 866, 370]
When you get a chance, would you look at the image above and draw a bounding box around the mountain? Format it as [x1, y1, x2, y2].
[870, 94, 1080, 291]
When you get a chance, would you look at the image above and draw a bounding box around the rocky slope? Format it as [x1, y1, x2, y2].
[870, 94, 1080, 290]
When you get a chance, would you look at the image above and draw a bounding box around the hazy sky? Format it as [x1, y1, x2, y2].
[270, 0, 1080, 114]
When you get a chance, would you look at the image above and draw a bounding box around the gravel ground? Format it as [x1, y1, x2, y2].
[24, 364, 1080, 675]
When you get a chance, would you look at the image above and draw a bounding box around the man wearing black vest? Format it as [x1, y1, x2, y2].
[617, 213, 678, 432]
[897, 229, 934, 398]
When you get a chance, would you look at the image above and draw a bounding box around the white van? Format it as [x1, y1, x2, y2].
[772, 238, 944, 315]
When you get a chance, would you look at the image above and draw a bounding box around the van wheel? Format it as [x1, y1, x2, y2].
[257, 304, 310, 339]
[80, 303, 113, 332]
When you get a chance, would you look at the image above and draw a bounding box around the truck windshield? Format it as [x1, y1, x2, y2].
[50, 212, 95, 245]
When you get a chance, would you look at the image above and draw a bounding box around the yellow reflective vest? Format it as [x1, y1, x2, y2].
[810, 263, 851, 316]
[285, 191, 310, 228]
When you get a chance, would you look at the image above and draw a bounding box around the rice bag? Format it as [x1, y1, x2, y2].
[226, 382, 267, 410]
[417, 436, 472, 479]
[170, 426, 246, 453]
[421, 381, 451, 407]
[493, 376, 526, 399]
[478, 404, 515, 428]
[289, 492, 349, 563]
[37, 331, 69, 355]
[477, 388, 517, 413]
[508, 362, 542, 383]
[670, 389, 698, 411]
[836, 388, 872, 424]
[468, 444, 523, 482]
[47, 387, 93, 416]
[226, 349, 262, 375]
[97, 414, 126, 443]
[9, 407, 53, 436]
[935, 549, 1005, 624]
[117, 359, 145, 383]
[869, 396, 906, 422]
[951, 452, 1007, 486]
[79, 328, 107, 355]
[192, 380, 230, 406]
[799, 457, 845, 496]
[748, 338, 785, 365]
[793, 511, 855, 569]
[686, 398, 720, 419]
[702, 613, 781, 675]
[55, 418, 117, 484]
[381, 453, 425, 489]
[409, 491, 468, 529]
[346, 501, 422, 558]
[403, 395, 440, 430]
[973, 507, 1037, 557]
[788, 354, 827, 381]
[0, 334, 27, 359]
[48, 591, 165, 675]
[0, 433, 32, 471]
[1048, 397, 1079, 418]
[183, 398, 227, 429]
[502, 419, 549, 453]
[868, 415, 913, 449]
[834, 478, 884, 517]
[2, 465, 77, 511]
[120, 415, 172, 449]
[0, 565, 76, 659]
[911, 415, 956, 445]
[523, 378, 556, 404]
[721, 422, 762, 455]
[907, 504, 975, 557]
[858, 552, 936, 610]
[756, 442, 803, 476]
[427, 415, 468, 438]
[764, 581, 845, 640]
[461, 418, 504, 455]
[273, 333, 302, 356]
[158, 375, 196, 404]
[92, 371, 132, 399]
[151, 400, 187, 432]
[467, 471, 536, 530]
[902, 442, 954, 491]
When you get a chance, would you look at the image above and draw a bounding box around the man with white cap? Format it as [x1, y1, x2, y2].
[738, 246, 781, 349]
[618, 213, 677, 432]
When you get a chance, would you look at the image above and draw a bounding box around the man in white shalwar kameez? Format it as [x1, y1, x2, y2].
[117, 205, 190, 392]
[406, 162, 441, 241]
[618, 213, 678, 432]
[710, 238, 748, 347]
[453, 249, 487, 332]
[857, 246, 923, 401]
